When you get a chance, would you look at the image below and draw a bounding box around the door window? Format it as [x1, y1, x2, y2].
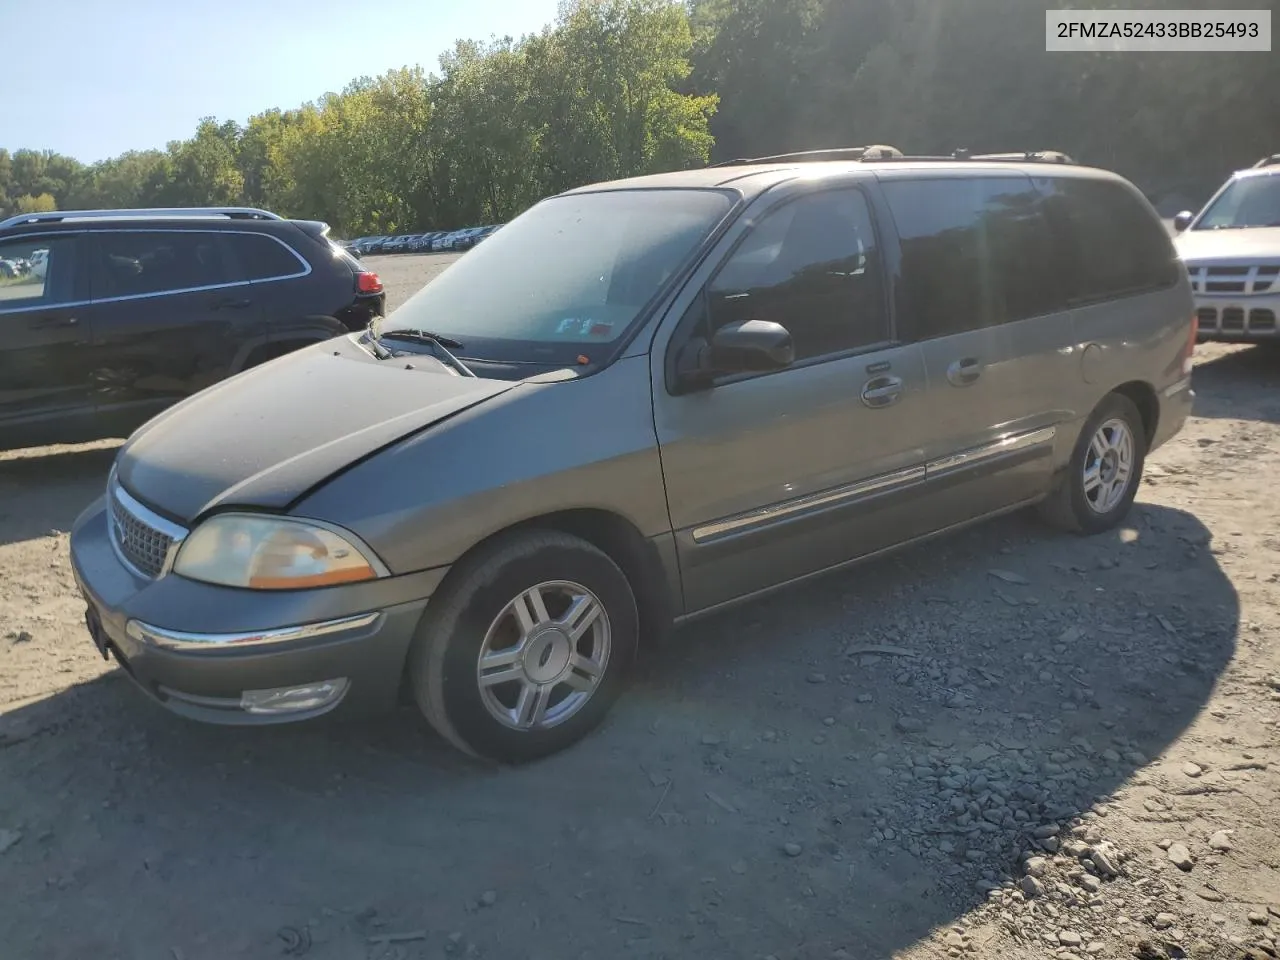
[227, 232, 308, 281]
[703, 188, 889, 362]
[0, 236, 77, 311]
[91, 231, 236, 299]
[883, 176, 1061, 342]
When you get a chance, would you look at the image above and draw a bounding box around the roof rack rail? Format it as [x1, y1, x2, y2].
[1252, 154, 1280, 169]
[709, 144, 904, 168]
[0, 206, 284, 229]
[955, 149, 1076, 164]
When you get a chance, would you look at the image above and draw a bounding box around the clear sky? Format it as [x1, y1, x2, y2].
[4, 0, 564, 163]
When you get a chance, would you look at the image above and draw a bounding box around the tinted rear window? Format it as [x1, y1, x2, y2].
[882, 176, 1060, 340]
[231, 233, 308, 281]
[1037, 177, 1180, 304]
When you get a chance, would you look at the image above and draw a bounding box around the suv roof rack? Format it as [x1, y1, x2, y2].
[0, 207, 284, 229]
[709, 145, 1078, 170]
[963, 149, 1075, 164]
[709, 144, 905, 168]
[1252, 154, 1280, 169]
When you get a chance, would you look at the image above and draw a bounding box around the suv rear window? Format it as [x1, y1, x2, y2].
[229, 233, 307, 281]
[882, 176, 1060, 340]
[1037, 177, 1180, 304]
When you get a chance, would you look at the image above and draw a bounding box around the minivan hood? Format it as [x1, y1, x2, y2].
[1175, 226, 1280, 264]
[114, 339, 513, 523]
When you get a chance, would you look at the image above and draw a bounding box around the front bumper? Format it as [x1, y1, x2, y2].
[1193, 294, 1280, 342]
[69, 495, 447, 725]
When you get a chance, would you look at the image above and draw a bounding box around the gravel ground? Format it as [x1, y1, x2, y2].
[2, 252, 1279, 960]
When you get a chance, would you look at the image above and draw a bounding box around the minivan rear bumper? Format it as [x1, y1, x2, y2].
[69, 496, 442, 725]
[1152, 375, 1195, 453]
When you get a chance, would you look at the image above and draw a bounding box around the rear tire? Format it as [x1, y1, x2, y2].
[1037, 393, 1147, 535]
[407, 530, 638, 763]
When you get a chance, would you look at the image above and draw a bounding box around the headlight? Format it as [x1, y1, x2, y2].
[172, 514, 384, 590]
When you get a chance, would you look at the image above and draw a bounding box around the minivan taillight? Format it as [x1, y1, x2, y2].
[356, 271, 383, 295]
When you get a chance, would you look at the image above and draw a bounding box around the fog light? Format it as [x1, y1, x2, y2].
[240, 678, 349, 715]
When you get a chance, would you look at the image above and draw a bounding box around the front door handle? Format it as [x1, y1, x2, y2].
[210, 296, 252, 310]
[946, 357, 983, 387]
[861, 375, 904, 409]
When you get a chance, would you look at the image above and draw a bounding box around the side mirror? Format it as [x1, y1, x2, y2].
[1173, 210, 1195, 232]
[707, 319, 794, 373]
[676, 319, 794, 391]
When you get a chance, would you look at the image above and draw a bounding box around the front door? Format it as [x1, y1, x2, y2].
[0, 233, 96, 445]
[86, 229, 263, 429]
[652, 184, 936, 614]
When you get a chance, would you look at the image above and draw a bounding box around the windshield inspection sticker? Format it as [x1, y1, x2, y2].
[589, 322, 613, 337]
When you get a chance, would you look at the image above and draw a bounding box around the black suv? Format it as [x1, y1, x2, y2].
[0, 206, 386, 451]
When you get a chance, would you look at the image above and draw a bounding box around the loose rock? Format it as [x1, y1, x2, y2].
[1020, 876, 1045, 899]
[1182, 761, 1204, 778]
[1249, 912, 1271, 926]
[1167, 842, 1194, 872]
[1153, 913, 1177, 930]
[1208, 830, 1232, 852]
[0, 829, 21, 855]
[783, 842, 803, 858]
[895, 717, 925, 734]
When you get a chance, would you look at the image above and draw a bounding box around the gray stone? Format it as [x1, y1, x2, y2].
[700, 733, 722, 746]
[1181, 761, 1204, 778]
[1167, 842, 1194, 872]
[1208, 830, 1232, 852]
[1059, 931, 1083, 947]
[1153, 913, 1176, 930]
[895, 717, 925, 734]
[1248, 912, 1270, 926]
[855, 693, 873, 704]
[1032, 824, 1059, 840]
[1020, 876, 1045, 899]
[479, 890, 497, 907]
[1025, 856, 1049, 878]
[783, 842, 803, 858]
[0, 829, 21, 856]
[1089, 842, 1121, 878]
[1078, 874, 1101, 893]
[807, 672, 827, 685]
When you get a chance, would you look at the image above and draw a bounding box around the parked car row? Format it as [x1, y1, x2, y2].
[351, 224, 503, 256]
[0, 250, 41, 279]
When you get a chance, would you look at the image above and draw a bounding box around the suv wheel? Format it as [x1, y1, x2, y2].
[1038, 393, 1147, 535]
[407, 530, 638, 763]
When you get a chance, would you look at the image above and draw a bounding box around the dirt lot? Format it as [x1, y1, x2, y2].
[2, 253, 1279, 960]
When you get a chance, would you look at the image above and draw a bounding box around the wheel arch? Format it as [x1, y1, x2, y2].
[1109, 380, 1159, 446]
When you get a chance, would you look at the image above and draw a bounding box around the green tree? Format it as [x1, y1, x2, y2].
[15, 193, 57, 213]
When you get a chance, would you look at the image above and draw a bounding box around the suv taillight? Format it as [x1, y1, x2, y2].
[1183, 313, 1198, 375]
[356, 271, 383, 295]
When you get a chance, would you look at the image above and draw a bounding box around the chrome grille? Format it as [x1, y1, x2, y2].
[107, 478, 187, 579]
[1185, 263, 1280, 296]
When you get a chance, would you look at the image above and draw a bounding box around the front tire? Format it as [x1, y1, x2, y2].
[407, 530, 638, 763]
[1037, 393, 1147, 535]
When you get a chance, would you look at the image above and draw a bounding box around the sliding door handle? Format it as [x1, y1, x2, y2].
[946, 357, 983, 387]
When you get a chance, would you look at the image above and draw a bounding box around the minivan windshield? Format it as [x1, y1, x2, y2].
[379, 188, 736, 367]
[1193, 175, 1280, 230]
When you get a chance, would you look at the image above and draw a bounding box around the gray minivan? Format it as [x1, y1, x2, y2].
[70, 149, 1196, 762]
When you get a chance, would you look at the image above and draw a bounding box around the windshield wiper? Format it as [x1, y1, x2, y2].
[378, 329, 475, 377]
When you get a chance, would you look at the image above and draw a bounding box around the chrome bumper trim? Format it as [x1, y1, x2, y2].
[125, 611, 383, 652]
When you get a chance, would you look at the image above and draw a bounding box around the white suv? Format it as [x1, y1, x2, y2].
[1173, 154, 1280, 343]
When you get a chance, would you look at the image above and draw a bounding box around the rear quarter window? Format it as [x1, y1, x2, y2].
[229, 233, 308, 281]
[1036, 176, 1180, 305]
